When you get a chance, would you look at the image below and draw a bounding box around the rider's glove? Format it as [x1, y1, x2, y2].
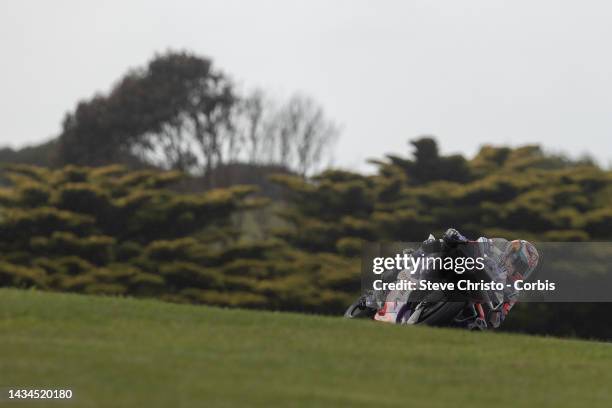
[422, 237, 441, 253]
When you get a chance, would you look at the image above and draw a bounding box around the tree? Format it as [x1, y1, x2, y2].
[233, 92, 339, 176]
[276, 95, 339, 176]
[56, 51, 340, 182]
[58, 51, 235, 173]
[386, 137, 472, 184]
[232, 89, 268, 164]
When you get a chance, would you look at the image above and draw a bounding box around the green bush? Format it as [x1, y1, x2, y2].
[0, 164, 264, 306]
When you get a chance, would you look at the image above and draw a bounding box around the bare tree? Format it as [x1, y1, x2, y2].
[272, 94, 339, 176]
[237, 89, 266, 164]
[227, 91, 339, 176]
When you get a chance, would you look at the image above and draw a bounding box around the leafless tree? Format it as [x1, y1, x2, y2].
[236, 89, 266, 164]
[271, 94, 339, 176]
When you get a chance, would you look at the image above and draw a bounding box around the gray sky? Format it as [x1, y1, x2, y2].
[2, 0, 611, 170]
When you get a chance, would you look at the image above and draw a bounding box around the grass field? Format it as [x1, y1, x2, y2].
[1, 289, 611, 408]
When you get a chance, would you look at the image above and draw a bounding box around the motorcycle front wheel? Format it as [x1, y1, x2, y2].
[344, 296, 376, 319]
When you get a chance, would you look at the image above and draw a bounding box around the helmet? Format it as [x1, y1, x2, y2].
[505, 240, 539, 280]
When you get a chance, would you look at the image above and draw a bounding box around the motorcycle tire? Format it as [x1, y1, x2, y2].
[344, 297, 376, 319]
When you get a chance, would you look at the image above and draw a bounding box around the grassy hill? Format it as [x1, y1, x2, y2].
[0, 289, 611, 407]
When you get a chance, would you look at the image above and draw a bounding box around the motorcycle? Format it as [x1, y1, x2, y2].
[344, 238, 504, 330]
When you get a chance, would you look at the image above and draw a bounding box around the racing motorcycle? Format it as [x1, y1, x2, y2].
[344, 237, 504, 330]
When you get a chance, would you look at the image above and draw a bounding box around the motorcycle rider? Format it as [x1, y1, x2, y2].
[438, 228, 540, 329]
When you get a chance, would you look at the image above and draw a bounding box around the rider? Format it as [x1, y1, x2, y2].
[439, 227, 540, 329]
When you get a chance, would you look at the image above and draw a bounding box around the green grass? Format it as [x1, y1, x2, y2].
[0, 289, 611, 408]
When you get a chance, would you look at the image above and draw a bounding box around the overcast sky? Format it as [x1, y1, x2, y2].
[1, 0, 611, 169]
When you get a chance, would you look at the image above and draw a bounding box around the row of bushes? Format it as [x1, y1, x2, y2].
[0, 164, 357, 311]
